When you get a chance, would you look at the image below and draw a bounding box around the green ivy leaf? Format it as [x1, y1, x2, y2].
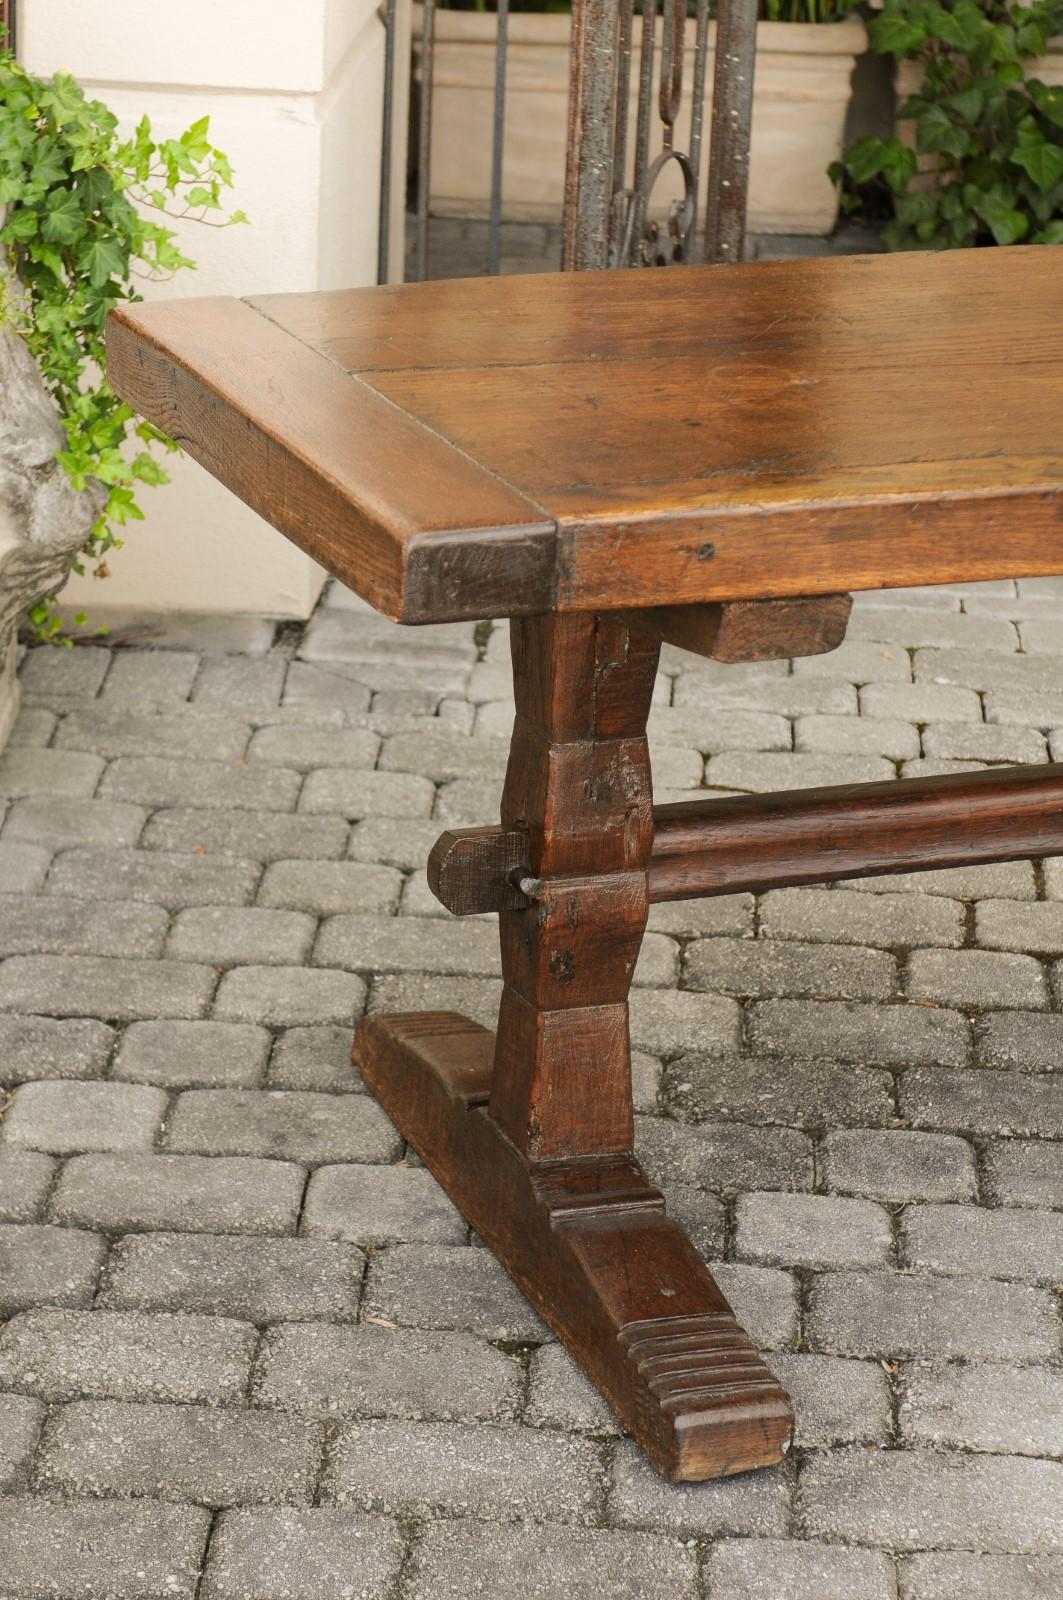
[916, 104, 971, 159]
[39, 186, 85, 244]
[79, 235, 126, 288]
[1012, 137, 1063, 192]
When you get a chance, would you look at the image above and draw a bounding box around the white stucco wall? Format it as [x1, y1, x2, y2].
[22, 0, 388, 617]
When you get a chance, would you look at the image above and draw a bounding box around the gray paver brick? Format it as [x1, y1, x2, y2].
[634, 1113, 813, 1193]
[674, 673, 856, 717]
[100, 1231, 364, 1322]
[379, 731, 509, 784]
[101, 647, 200, 704]
[164, 1087, 399, 1164]
[820, 1129, 977, 1203]
[648, 704, 792, 751]
[200, 1507, 403, 1600]
[706, 750, 893, 791]
[899, 1361, 1063, 1457]
[898, 1551, 1063, 1599]
[759, 887, 964, 950]
[247, 722, 379, 770]
[2, 1079, 166, 1154]
[143, 805, 349, 860]
[900, 1065, 1063, 1138]
[975, 1009, 1063, 1070]
[860, 682, 983, 722]
[299, 766, 434, 819]
[46, 843, 261, 908]
[283, 659, 374, 716]
[167, 904, 317, 966]
[38, 1398, 323, 1507]
[301, 1161, 464, 1245]
[850, 608, 1017, 651]
[193, 654, 287, 713]
[647, 891, 754, 938]
[667, 1051, 895, 1129]
[922, 720, 1047, 763]
[0, 745, 103, 799]
[798, 1445, 1063, 1552]
[0, 1391, 44, 1491]
[113, 1019, 271, 1088]
[50, 1152, 306, 1236]
[102, 754, 301, 812]
[364, 1243, 549, 1342]
[977, 898, 1063, 954]
[0, 1223, 105, 1314]
[0, 954, 216, 1021]
[56, 706, 252, 760]
[0, 1147, 56, 1221]
[0, 1496, 210, 1600]
[0, 1014, 114, 1084]
[258, 858, 402, 916]
[708, 1263, 799, 1350]
[736, 1192, 894, 1270]
[253, 1321, 523, 1424]
[751, 998, 970, 1068]
[609, 1438, 789, 1537]
[983, 1138, 1063, 1207]
[321, 1416, 601, 1523]
[845, 860, 1037, 900]
[915, 644, 1063, 696]
[805, 1269, 1058, 1359]
[9, 703, 58, 746]
[348, 816, 442, 870]
[19, 642, 110, 699]
[214, 964, 366, 1026]
[705, 1538, 898, 1600]
[2, 794, 147, 848]
[684, 936, 898, 1001]
[0, 839, 51, 893]
[795, 712, 919, 758]
[525, 1341, 621, 1435]
[315, 913, 499, 977]
[662, 1182, 727, 1255]
[907, 947, 1047, 1010]
[0, 1307, 256, 1403]
[403, 1521, 699, 1600]
[769, 1353, 891, 1448]
[628, 987, 740, 1057]
[267, 1025, 361, 1092]
[901, 1202, 1063, 1284]
[0, 892, 167, 959]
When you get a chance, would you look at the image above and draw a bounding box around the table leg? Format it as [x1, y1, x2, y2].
[356, 613, 793, 1480]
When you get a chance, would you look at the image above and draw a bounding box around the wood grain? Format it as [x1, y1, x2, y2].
[647, 594, 853, 662]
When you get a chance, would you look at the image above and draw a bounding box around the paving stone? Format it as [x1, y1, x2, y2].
[254, 1322, 522, 1424]
[47, 844, 262, 910]
[916, 644, 1063, 696]
[113, 1019, 271, 1088]
[2, 794, 147, 848]
[283, 659, 376, 718]
[673, 673, 856, 717]
[850, 608, 1017, 651]
[0, 893, 167, 960]
[193, 654, 287, 713]
[901, 1202, 1063, 1284]
[647, 892, 754, 938]
[367, 972, 502, 1029]
[39, 1398, 322, 1507]
[3, 1079, 167, 1154]
[403, 1521, 699, 1600]
[820, 1129, 977, 1202]
[805, 1269, 1058, 1359]
[974, 1010, 1063, 1070]
[0, 1224, 106, 1314]
[378, 731, 509, 786]
[200, 1507, 403, 1600]
[167, 905, 317, 966]
[736, 1192, 894, 1270]
[348, 817, 442, 870]
[628, 988, 740, 1057]
[922, 721, 1047, 763]
[899, 1361, 1063, 1457]
[631, 1048, 663, 1112]
[685, 935, 898, 1001]
[0, 954, 216, 1021]
[860, 682, 983, 722]
[0, 1148, 56, 1221]
[258, 858, 402, 916]
[299, 767, 434, 821]
[976, 900, 1063, 956]
[898, 1551, 1063, 1599]
[0, 745, 103, 799]
[8, 702, 58, 746]
[50, 1153, 306, 1236]
[301, 610, 476, 666]
[102, 754, 301, 812]
[660, 1182, 727, 1255]
[609, 1437, 789, 1537]
[246, 723, 380, 772]
[101, 1231, 364, 1322]
[706, 750, 893, 792]
[0, 1306, 256, 1403]
[901, 756, 987, 780]
[0, 1391, 44, 1491]
[302, 1162, 464, 1245]
[751, 998, 970, 1068]
[705, 1538, 898, 1600]
[56, 706, 253, 760]
[143, 805, 349, 860]
[165, 1088, 399, 1164]
[0, 839, 51, 893]
[769, 1353, 892, 1448]
[214, 965, 366, 1026]
[900, 1065, 1063, 1137]
[798, 1445, 1063, 1553]
[82, 610, 276, 654]
[101, 648, 200, 704]
[648, 705, 792, 751]
[759, 887, 964, 950]
[0, 1014, 114, 1084]
[634, 1113, 814, 1193]
[364, 1243, 550, 1341]
[983, 1138, 1063, 1207]
[986, 688, 1063, 727]
[315, 913, 499, 977]
[1041, 856, 1063, 902]
[267, 1025, 362, 1092]
[666, 1052, 895, 1129]
[844, 860, 1037, 900]
[19, 642, 111, 699]
[907, 947, 1047, 1010]
[321, 1416, 600, 1522]
[525, 1341, 621, 1435]
[794, 713, 919, 759]
[707, 1263, 799, 1350]
[793, 637, 911, 683]
[0, 1496, 210, 1600]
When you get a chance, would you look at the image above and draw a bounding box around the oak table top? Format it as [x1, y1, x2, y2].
[107, 245, 1063, 624]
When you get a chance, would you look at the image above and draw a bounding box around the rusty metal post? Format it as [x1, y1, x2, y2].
[704, 0, 757, 265]
[562, 0, 620, 271]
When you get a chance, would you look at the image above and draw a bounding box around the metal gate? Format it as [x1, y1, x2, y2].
[0, 0, 17, 54]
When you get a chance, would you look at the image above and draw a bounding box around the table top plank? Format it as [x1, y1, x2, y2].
[109, 248, 1063, 622]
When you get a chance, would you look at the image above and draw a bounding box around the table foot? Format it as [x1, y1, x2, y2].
[356, 1010, 794, 1481]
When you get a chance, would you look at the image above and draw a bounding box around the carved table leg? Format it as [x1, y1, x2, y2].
[356, 613, 793, 1480]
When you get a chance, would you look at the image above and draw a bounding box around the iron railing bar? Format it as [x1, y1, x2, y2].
[685, 0, 711, 264]
[488, 0, 510, 277]
[415, 0, 436, 282]
[631, 0, 657, 210]
[704, 0, 757, 264]
[377, 0, 398, 285]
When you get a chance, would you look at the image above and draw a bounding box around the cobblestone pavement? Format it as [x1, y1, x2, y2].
[1, 577, 1062, 1600]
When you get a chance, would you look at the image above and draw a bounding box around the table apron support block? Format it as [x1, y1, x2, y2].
[429, 761, 1063, 913]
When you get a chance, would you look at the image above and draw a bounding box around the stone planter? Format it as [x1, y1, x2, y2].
[416, 11, 867, 235]
[0, 308, 100, 750]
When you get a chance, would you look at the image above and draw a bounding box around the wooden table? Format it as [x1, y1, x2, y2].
[108, 246, 1063, 1482]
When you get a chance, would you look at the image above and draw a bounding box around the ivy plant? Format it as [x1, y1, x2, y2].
[0, 46, 245, 639]
[830, 0, 1063, 249]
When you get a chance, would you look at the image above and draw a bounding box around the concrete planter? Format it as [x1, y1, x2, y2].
[417, 11, 867, 236]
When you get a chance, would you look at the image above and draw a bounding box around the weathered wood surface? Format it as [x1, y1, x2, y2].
[109, 246, 1063, 622]
[647, 594, 852, 662]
